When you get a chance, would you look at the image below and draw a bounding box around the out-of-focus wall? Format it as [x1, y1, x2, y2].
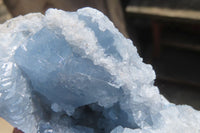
[0, 0, 11, 23]
[3, 0, 128, 37]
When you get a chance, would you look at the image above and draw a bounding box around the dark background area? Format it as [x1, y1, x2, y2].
[0, 0, 200, 109]
[124, 0, 200, 109]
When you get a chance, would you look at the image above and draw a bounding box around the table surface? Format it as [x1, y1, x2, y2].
[0, 117, 14, 133]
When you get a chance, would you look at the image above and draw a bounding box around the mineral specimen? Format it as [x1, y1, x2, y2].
[0, 7, 200, 133]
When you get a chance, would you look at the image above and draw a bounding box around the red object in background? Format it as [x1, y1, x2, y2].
[152, 21, 162, 58]
[13, 128, 24, 133]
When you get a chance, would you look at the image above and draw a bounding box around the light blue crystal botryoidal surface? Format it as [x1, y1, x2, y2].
[0, 8, 200, 133]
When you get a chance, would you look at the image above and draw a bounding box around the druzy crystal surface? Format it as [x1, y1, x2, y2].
[0, 8, 200, 133]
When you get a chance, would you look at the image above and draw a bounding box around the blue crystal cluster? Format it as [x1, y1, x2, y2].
[0, 8, 200, 133]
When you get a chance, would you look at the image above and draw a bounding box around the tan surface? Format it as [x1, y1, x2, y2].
[0, 117, 14, 133]
[126, 6, 200, 21]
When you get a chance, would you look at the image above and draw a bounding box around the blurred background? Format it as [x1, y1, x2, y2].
[0, 0, 200, 109]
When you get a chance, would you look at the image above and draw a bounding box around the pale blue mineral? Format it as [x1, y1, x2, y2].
[0, 7, 200, 133]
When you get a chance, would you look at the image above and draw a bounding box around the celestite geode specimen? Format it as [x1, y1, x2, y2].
[0, 8, 200, 133]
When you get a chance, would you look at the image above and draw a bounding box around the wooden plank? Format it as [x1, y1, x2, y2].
[156, 76, 200, 89]
[126, 6, 200, 21]
[163, 40, 200, 52]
